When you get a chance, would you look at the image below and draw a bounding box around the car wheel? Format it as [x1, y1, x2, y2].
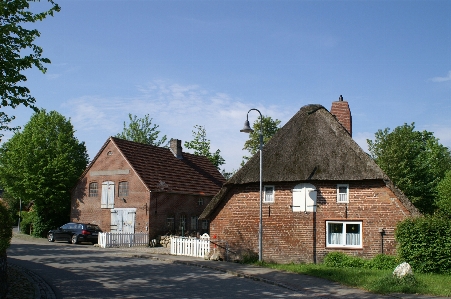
[47, 233, 55, 242]
[71, 234, 78, 244]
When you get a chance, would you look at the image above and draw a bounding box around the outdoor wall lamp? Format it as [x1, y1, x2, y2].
[240, 108, 264, 262]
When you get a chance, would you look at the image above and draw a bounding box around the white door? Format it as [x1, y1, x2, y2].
[110, 208, 136, 233]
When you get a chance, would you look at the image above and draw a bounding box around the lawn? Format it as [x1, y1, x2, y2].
[261, 262, 451, 297]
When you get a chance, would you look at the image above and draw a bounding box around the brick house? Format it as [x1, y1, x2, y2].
[71, 137, 225, 239]
[200, 97, 420, 263]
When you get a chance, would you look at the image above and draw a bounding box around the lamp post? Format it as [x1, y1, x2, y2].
[240, 108, 263, 262]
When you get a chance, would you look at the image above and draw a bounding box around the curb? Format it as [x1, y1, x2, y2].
[8, 263, 56, 299]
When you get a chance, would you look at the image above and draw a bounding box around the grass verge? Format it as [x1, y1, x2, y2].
[261, 262, 451, 297]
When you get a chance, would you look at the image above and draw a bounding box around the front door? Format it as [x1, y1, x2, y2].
[110, 208, 136, 233]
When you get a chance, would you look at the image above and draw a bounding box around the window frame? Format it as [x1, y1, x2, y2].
[88, 182, 98, 197]
[118, 181, 129, 197]
[179, 214, 186, 230]
[263, 185, 275, 203]
[190, 216, 198, 230]
[337, 184, 349, 203]
[326, 220, 363, 249]
[201, 219, 209, 230]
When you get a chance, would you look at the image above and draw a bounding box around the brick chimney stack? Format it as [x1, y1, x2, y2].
[169, 139, 183, 159]
[330, 95, 352, 137]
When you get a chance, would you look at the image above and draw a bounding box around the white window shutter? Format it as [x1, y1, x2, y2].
[101, 181, 115, 208]
[306, 189, 317, 212]
[107, 182, 115, 208]
[292, 190, 304, 212]
[292, 183, 316, 212]
[101, 183, 108, 208]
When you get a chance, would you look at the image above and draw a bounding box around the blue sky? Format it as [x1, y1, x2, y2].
[4, 0, 451, 172]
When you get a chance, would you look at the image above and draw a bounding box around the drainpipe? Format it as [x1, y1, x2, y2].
[379, 228, 385, 254]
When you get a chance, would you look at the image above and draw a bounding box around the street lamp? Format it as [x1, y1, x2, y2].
[240, 108, 263, 262]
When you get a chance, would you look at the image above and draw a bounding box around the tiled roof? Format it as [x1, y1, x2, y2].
[110, 137, 225, 196]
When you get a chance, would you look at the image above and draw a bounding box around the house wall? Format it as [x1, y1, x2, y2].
[71, 141, 213, 239]
[71, 142, 150, 233]
[209, 180, 412, 264]
[149, 192, 212, 238]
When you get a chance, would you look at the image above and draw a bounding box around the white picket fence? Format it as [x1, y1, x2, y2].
[170, 234, 210, 258]
[98, 232, 149, 248]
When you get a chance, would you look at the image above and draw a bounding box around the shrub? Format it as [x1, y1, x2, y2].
[396, 215, 451, 274]
[323, 252, 366, 268]
[0, 201, 13, 252]
[367, 254, 401, 270]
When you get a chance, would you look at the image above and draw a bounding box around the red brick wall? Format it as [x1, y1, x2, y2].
[209, 180, 412, 263]
[71, 141, 212, 239]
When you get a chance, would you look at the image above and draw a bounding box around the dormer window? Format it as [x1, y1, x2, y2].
[337, 184, 349, 203]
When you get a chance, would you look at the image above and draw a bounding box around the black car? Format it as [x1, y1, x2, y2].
[47, 222, 102, 244]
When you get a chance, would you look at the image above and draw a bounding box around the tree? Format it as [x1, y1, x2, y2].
[184, 125, 225, 170]
[242, 115, 281, 165]
[0, 110, 89, 237]
[0, 200, 13, 299]
[116, 114, 167, 146]
[436, 170, 451, 217]
[367, 123, 451, 214]
[1, 0, 60, 139]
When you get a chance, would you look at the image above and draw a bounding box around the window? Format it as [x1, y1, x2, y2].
[101, 181, 115, 208]
[202, 220, 209, 230]
[292, 183, 317, 212]
[166, 216, 175, 231]
[337, 184, 349, 203]
[198, 198, 204, 206]
[190, 216, 198, 230]
[263, 186, 275, 203]
[89, 182, 98, 197]
[326, 221, 362, 248]
[118, 181, 129, 197]
[179, 214, 186, 230]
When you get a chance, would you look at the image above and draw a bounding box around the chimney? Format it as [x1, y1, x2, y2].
[169, 139, 183, 159]
[330, 95, 352, 136]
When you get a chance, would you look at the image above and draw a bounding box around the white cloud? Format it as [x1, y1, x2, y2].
[61, 81, 294, 171]
[429, 71, 451, 83]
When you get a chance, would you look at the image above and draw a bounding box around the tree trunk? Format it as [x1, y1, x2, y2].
[0, 250, 7, 299]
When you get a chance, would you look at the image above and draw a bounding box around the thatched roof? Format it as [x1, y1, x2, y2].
[200, 104, 419, 218]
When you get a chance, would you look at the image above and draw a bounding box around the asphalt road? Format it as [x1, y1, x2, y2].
[7, 238, 304, 299]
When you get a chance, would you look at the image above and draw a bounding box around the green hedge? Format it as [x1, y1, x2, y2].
[396, 216, 451, 274]
[0, 201, 13, 252]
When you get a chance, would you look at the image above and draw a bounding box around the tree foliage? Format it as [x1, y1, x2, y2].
[367, 123, 451, 214]
[184, 125, 225, 170]
[0, 110, 88, 237]
[396, 216, 451, 274]
[242, 115, 281, 165]
[116, 114, 167, 146]
[0, 200, 12, 252]
[436, 170, 451, 217]
[0, 0, 60, 139]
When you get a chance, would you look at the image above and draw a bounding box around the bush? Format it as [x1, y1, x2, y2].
[396, 215, 451, 274]
[324, 252, 401, 271]
[367, 254, 401, 270]
[323, 252, 366, 268]
[0, 201, 13, 252]
[19, 211, 36, 235]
